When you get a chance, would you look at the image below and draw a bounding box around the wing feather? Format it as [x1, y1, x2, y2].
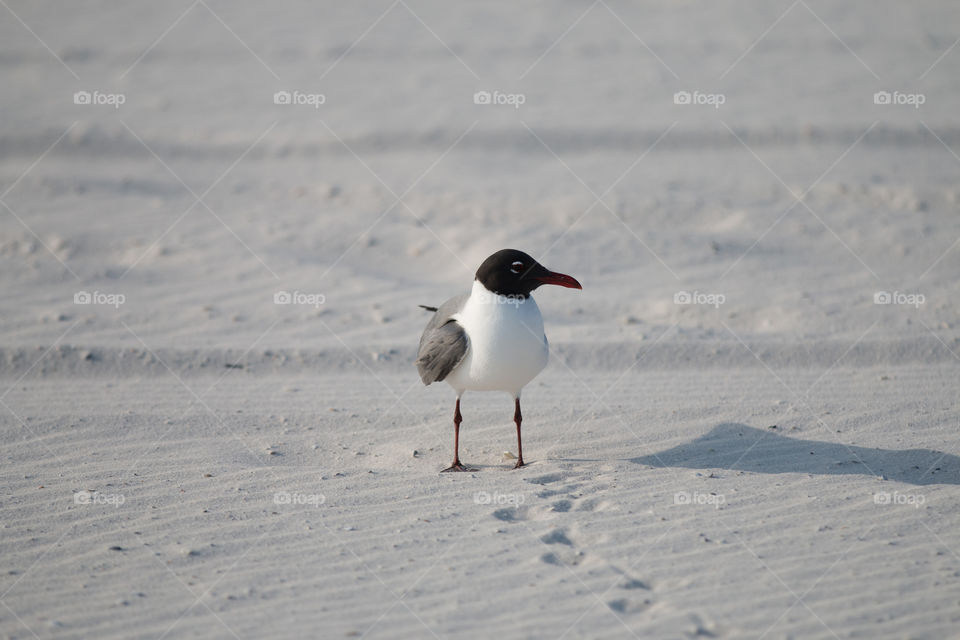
[416, 320, 468, 384]
[415, 293, 470, 385]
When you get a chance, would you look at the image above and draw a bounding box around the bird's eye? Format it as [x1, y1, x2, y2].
[510, 261, 524, 274]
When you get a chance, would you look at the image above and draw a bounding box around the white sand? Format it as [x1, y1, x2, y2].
[2, 2, 960, 638]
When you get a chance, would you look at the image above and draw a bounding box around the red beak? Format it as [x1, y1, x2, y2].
[535, 270, 582, 290]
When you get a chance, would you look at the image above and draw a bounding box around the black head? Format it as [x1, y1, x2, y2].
[474, 249, 582, 298]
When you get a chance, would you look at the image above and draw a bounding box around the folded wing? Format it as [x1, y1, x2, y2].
[416, 294, 469, 385]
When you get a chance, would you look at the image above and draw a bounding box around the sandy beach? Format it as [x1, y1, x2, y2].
[2, 2, 960, 638]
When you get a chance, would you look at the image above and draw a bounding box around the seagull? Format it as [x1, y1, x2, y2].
[416, 249, 582, 472]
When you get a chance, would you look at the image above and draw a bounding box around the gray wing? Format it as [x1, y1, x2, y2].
[416, 293, 469, 385]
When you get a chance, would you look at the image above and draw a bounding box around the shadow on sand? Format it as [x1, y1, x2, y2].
[632, 423, 960, 486]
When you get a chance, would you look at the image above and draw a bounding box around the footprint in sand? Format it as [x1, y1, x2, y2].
[492, 507, 525, 522]
[495, 467, 657, 615]
[524, 472, 570, 485]
[540, 528, 573, 546]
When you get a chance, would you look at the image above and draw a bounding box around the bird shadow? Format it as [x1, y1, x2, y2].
[631, 423, 960, 486]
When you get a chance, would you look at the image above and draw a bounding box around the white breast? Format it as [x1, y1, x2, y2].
[444, 280, 549, 397]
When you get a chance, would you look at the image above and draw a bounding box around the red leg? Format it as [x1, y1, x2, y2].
[442, 397, 474, 472]
[513, 397, 525, 469]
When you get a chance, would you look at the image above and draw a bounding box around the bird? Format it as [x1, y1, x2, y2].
[416, 249, 582, 472]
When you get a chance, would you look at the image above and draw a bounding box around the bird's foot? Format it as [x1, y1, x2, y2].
[441, 461, 477, 473]
[513, 459, 526, 470]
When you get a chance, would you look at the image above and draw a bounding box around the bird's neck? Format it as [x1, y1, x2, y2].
[473, 278, 533, 300]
